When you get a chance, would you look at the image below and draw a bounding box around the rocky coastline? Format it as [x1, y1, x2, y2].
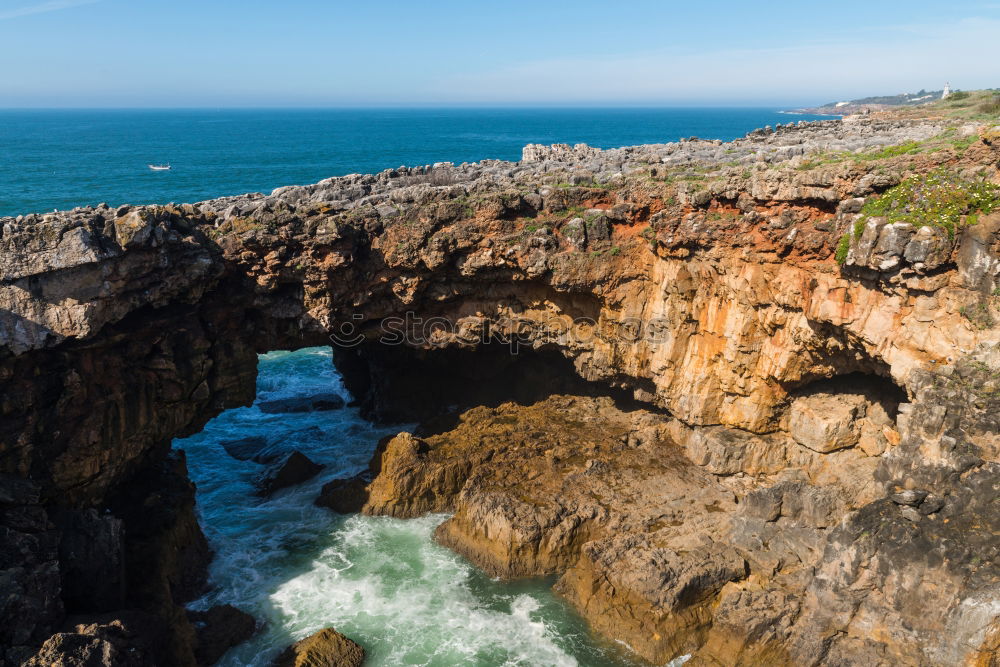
[2, 105, 999, 665]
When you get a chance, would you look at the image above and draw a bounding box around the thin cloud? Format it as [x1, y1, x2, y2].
[428, 17, 1000, 105]
[0, 0, 100, 21]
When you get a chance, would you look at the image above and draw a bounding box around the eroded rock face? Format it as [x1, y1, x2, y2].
[1, 114, 999, 664]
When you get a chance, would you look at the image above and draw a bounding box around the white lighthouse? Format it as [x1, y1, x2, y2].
[942, 83, 952, 99]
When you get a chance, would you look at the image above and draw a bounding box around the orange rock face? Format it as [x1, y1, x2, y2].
[2, 113, 999, 664]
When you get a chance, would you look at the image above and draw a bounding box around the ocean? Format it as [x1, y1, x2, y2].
[0, 108, 832, 217]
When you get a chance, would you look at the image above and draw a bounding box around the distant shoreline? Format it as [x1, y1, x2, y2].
[778, 109, 845, 117]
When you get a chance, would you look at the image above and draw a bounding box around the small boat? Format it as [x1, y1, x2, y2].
[148, 164, 171, 171]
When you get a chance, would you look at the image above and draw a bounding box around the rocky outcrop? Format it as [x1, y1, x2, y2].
[254, 451, 324, 496]
[188, 605, 257, 666]
[22, 612, 163, 667]
[360, 381, 999, 666]
[1, 112, 999, 664]
[273, 628, 365, 667]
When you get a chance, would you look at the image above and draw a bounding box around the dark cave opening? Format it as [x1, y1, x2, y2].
[331, 342, 653, 435]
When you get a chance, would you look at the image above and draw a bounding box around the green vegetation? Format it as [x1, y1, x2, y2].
[852, 217, 867, 239]
[835, 233, 851, 264]
[553, 180, 613, 190]
[856, 141, 923, 160]
[706, 210, 739, 222]
[858, 169, 1000, 238]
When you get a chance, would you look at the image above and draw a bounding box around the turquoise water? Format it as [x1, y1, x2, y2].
[0, 108, 832, 217]
[177, 348, 648, 666]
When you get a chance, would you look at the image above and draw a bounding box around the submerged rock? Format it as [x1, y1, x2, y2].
[272, 627, 364, 667]
[254, 451, 324, 496]
[220, 436, 269, 462]
[257, 394, 345, 414]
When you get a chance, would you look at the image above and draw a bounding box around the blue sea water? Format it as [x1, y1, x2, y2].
[0, 108, 832, 217]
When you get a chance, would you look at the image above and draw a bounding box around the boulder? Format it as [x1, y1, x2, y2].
[220, 436, 269, 462]
[257, 393, 345, 414]
[314, 474, 369, 513]
[273, 628, 365, 667]
[188, 604, 257, 665]
[789, 392, 868, 453]
[255, 451, 324, 496]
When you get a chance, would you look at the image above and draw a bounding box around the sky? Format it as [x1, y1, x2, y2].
[0, 0, 998, 107]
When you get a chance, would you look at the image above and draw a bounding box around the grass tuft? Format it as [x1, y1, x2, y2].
[835, 233, 851, 264]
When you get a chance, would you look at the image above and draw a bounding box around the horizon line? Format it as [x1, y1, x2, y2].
[0, 103, 827, 111]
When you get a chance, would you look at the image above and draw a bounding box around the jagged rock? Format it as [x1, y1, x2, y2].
[890, 489, 928, 506]
[272, 628, 364, 667]
[314, 474, 368, 513]
[22, 614, 160, 667]
[871, 222, 915, 271]
[188, 605, 257, 666]
[254, 452, 324, 496]
[583, 210, 610, 243]
[364, 396, 750, 662]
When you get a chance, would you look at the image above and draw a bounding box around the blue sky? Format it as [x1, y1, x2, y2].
[1, 0, 998, 107]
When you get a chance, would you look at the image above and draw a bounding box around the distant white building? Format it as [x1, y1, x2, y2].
[942, 83, 952, 99]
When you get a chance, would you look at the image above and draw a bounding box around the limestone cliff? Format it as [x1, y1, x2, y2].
[1, 108, 999, 665]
